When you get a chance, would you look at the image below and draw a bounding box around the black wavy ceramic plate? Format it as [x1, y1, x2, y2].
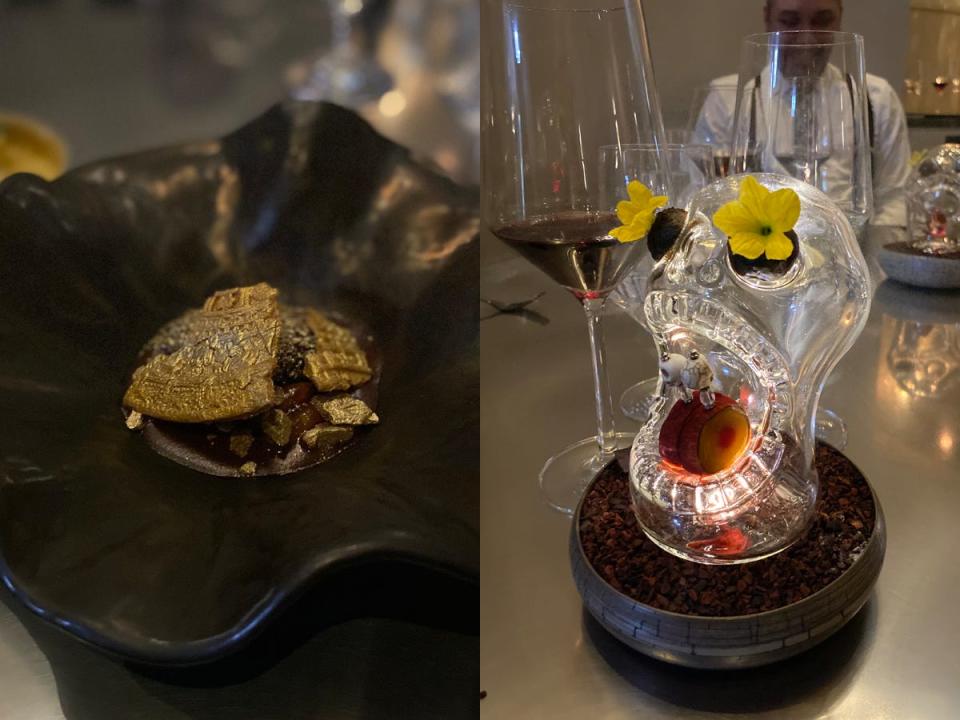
[0, 101, 478, 665]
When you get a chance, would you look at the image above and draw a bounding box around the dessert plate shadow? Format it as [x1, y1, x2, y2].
[0, 101, 478, 665]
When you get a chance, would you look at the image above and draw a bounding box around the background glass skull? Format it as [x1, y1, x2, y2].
[629, 173, 871, 564]
[908, 144, 960, 247]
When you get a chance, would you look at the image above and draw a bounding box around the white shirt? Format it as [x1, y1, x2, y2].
[693, 71, 911, 227]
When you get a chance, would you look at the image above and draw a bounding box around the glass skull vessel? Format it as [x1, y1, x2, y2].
[908, 144, 960, 248]
[629, 174, 871, 564]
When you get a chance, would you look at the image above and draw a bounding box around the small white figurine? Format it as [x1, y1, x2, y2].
[658, 352, 687, 395]
[681, 349, 715, 408]
[659, 349, 716, 408]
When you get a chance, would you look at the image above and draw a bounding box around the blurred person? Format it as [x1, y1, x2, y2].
[693, 0, 910, 226]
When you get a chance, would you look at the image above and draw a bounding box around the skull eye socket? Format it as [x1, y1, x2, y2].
[727, 229, 801, 283]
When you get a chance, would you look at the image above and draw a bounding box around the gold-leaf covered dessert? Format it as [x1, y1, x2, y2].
[122, 283, 380, 477]
[123, 283, 282, 423]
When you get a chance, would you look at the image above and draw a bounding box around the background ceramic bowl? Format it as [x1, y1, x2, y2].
[0, 100, 478, 666]
[878, 243, 960, 289]
[569, 463, 885, 670]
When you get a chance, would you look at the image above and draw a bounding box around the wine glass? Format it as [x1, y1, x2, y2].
[731, 30, 871, 450]
[485, 0, 669, 514]
[689, 83, 739, 177]
[607, 144, 717, 421]
[731, 31, 873, 238]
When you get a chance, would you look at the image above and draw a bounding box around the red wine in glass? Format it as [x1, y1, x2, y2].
[713, 154, 731, 178]
[492, 212, 642, 300]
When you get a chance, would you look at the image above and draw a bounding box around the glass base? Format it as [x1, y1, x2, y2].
[539, 432, 636, 516]
[815, 407, 848, 451]
[619, 377, 660, 422]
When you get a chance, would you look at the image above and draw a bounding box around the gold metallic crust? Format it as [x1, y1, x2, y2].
[303, 350, 372, 391]
[305, 308, 357, 347]
[312, 395, 379, 425]
[301, 309, 372, 391]
[123, 283, 281, 423]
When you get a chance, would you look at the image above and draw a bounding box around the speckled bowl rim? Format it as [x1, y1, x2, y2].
[878, 242, 960, 289]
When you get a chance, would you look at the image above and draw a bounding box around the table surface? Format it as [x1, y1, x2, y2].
[480, 225, 960, 719]
[0, 2, 477, 719]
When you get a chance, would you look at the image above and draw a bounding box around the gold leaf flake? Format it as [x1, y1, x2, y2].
[260, 409, 293, 447]
[312, 395, 379, 425]
[304, 350, 372, 392]
[301, 425, 354, 449]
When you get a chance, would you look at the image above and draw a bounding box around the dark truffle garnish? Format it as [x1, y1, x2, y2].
[918, 158, 940, 177]
[648, 207, 687, 261]
[273, 306, 317, 384]
[727, 228, 799, 278]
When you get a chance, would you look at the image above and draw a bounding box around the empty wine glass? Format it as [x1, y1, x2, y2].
[484, 0, 669, 514]
[607, 144, 717, 421]
[689, 83, 739, 177]
[731, 31, 873, 238]
[731, 30, 871, 450]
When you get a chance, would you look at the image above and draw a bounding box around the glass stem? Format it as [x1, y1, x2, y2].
[582, 295, 617, 459]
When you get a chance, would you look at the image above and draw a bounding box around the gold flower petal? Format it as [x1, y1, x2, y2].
[713, 201, 761, 237]
[738, 176, 769, 221]
[765, 188, 801, 234]
[729, 232, 767, 259]
[610, 223, 640, 243]
[764, 232, 795, 261]
[616, 199, 638, 226]
[626, 208, 657, 240]
[627, 180, 653, 205]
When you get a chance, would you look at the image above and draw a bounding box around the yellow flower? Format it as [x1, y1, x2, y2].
[713, 176, 800, 261]
[610, 180, 668, 243]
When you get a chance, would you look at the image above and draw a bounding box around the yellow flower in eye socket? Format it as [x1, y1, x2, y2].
[610, 180, 668, 244]
[713, 176, 800, 261]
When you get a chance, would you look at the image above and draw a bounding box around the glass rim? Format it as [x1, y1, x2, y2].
[599, 142, 712, 152]
[741, 30, 863, 48]
[503, 2, 627, 14]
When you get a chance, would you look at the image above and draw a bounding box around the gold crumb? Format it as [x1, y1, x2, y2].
[125, 410, 144, 431]
[239, 461, 257, 476]
[229, 433, 255, 458]
[260, 409, 293, 446]
[301, 425, 354, 450]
